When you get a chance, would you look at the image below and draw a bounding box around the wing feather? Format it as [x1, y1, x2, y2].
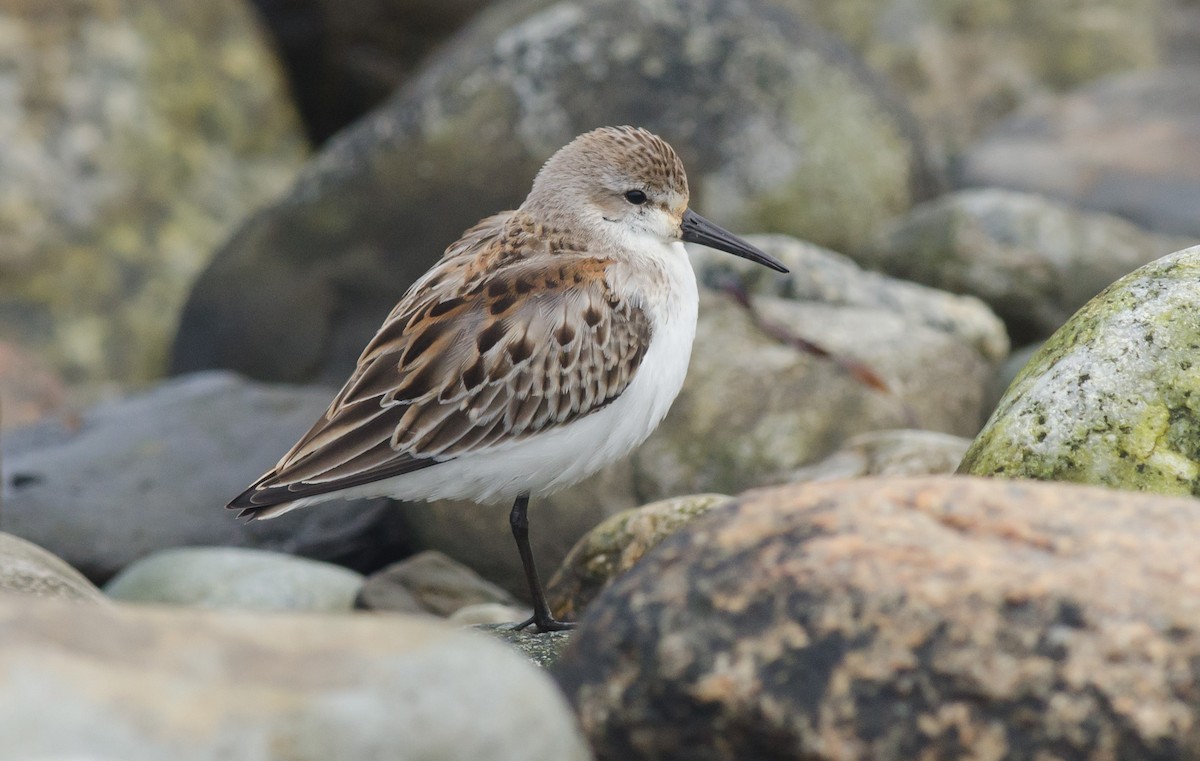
[228, 213, 654, 515]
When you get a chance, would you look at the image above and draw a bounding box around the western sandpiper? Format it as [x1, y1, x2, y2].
[227, 126, 788, 631]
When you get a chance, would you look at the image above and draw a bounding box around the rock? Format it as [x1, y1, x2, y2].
[104, 547, 364, 612]
[0, 595, 591, 760]
[357, 550, 518, 615]
[172, 0, 941, 384]
[0, 0, 307, 384]
[781, 0, 1162, 153]
[0, 532, 104, 602]
[479, 624, 574, 669]
[250, 0, 496, 142]
[546, 494, 732, 621]
[960, 245, 1200, 494]
[785, 429, 971, 483]
[0, 341, 68, 428]
[866, 189, 1192, 344]
[960, 67, 1200, 238]
[449, 602, 531, 626]
[395, 234, 1006, 597]
[555, 476, 1200, 760]
[1, 372, 410, 583]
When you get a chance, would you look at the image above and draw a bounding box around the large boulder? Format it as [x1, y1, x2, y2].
[172, 0, 941, 384]
[866, 189, 1192, 343]
[960, 245, 1200, 494]
[1, 372, 409, 583]
[0, 595, 590, 760]
[0, 0, 307, 384]
[556, 476, 1200, 760]
[959, 67, 1200, 238]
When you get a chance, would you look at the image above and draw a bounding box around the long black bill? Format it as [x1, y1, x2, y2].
[680, 209, 789, 273]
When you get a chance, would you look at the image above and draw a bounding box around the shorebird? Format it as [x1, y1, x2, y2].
[227, 126, 788, 631]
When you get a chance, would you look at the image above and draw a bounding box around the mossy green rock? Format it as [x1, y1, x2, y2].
[173, 0, 940, 383]
[0, 0, 306, 383]
[960, 245, 1200, 494]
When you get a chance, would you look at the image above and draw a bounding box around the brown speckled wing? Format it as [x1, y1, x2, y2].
[229, 213, 652, 513]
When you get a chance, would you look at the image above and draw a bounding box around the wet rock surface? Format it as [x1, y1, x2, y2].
[960, 244, 1200, 494]
[555, 475, 1200, 760]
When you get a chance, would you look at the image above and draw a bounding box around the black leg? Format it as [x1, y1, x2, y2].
[509, 493, 577, 632]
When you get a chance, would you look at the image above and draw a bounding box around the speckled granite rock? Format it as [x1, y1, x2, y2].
[960, 67, 1200, 238]
[0, 595, 590, 760]
[479, 624, 574, 669]
[104, 547, 364, 612]
[867, 189, 1192, 343]
[555, 476, 1200, 760]
[0, 533, 104, 602]
[357, 550, 518, 615]
[0, 0, 306, 383]
[960, 245, 1200, 493]
[173, 0, 940, 384]
[545, 493, 732, 620]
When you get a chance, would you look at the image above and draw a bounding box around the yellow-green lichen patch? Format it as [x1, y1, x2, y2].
[961, 246, 1200, 496]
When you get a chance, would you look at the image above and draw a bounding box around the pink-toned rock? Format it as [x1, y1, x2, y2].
[556, 476, 1200, 760]
[0, 342, 67, 428]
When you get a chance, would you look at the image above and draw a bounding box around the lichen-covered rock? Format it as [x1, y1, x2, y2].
[0, 532, 104, 602]
[104, 547, 364, 612]
[960, 245, 1200, 494]
[867, 189, 1192, 343]
[960, 67, 1200, 238]
[172, 0, 940, 383]
[546, 493, 732, 620]
[0, 595, 591, 760]
[0, 0, 307, 384]
[555, 476, 1200, 760]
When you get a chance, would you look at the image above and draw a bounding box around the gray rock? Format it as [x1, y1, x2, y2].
[960, 67, 1200, 238]
[780, 0, 1162, 153]
[0, 595, 591, 760]
[960, 244, 1200, 494]
[449, 602, 531, 626]
[785, 429, 971, 483]
[357, 550, 518, 615]
[104, 547, 364, 612]
[556, 476, 1200, 760]
[0, 0, 306, 384]
[172, 0, 941, 384]
[0, 532, 103, 602]
[1, 372, 410, 582]
[866, 189, 1193, 343]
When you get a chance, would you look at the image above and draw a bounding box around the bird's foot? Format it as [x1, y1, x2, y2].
[513, 613, 578, 632]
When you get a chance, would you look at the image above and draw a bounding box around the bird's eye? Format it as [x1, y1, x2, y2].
[624, 189, 648, 205]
